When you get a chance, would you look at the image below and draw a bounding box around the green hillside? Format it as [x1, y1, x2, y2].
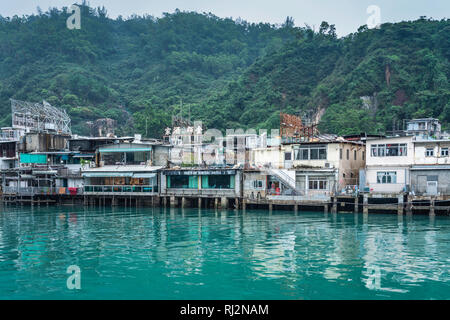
[0, 4, 449, 137]
[205, 19, 450, 135]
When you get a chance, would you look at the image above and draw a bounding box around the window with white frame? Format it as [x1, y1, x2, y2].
[377, 171, 397, 184]
[308, 177, 328, 190]
[425, 148, 434, 157]
[441, 147, 449, 157]
[252, 180, 264, 189]
[294, 145, 327, 160]
[371, 143, 407, 157]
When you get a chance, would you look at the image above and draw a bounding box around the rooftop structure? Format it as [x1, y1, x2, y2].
[10, 99, 71, 135]
[406, 118, 442, 138]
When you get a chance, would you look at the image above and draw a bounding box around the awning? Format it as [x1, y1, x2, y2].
[98, 148, 152, 153]
[32, 170, 57, 175]
[73, 154, 94, 158]
[83, 172, 134, 177]
[411, 165, 450, 170]
[132, 173, 156, 178]
[20, 174, 35, 179]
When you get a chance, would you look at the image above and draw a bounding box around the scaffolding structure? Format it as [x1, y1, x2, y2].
[280, 112, 318, 143]
[10, 99, 71, 135]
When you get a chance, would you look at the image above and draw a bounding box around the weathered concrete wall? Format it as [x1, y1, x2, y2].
[366, 166, 409, 194]
[413, 142, 450, 165]
[23, 133, 69, 152]
[153, 146, 170, 166]
[243, 172, 268, 199]
[411, 169, 450, 196]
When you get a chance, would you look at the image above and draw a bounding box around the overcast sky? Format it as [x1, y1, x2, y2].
[1, 0, 449, 36]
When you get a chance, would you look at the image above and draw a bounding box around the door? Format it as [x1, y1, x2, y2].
[284, 152, 293, 169]
[426, 181, 438, 196]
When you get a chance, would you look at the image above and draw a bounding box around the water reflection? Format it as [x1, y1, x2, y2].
[0, 206, 449, 299]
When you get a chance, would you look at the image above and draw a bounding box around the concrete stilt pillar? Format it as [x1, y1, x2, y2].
[170, 196, 176, 207]
[221, 197, 228, 209]
[214, 198, 218, 209]
[268, 203, 273, 211]
[235, 198, 239, 210]
[294, 204, 298, 214]
[181, 197, 186, 208]
[363, 194, 369, 214]
[406, 195, 413, 215]
[332, 197, 337, 214]
[242, 198, 246, 211]
[324, 203, 328, 214]
[397, 195, 404, 215]
[198, 198, 202, 209]
[354, 196, 358, 213]
[430, 197, 435, 216]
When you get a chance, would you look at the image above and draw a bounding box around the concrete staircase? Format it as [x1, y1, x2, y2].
[264, 168, 298, 194]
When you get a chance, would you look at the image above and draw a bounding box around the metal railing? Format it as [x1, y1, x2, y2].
[164, 188, 237, 197]
[262, 167, 299, 195]
[83, 185, 158, 194]
[1, 186, 82, 196]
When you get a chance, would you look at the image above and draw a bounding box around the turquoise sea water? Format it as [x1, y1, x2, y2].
[0, 206, 449, 300]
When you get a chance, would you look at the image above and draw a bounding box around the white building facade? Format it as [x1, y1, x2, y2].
[365, 136, 414, 194]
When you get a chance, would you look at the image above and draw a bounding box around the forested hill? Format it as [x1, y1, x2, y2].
[0, 5, 449, 137]
[208, 18, 450, 135]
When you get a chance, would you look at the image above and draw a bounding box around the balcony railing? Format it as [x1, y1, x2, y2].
[1, 186, 82, 196]
[83, 185, 158, 194]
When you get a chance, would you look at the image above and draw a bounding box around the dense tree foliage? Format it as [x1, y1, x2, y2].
[207, 18, 450, 135]
[0, 4, 448, 137]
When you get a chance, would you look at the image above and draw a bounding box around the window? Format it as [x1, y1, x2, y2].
[386, 144, 400, 156]
[441, 148, 449, 157]
[346, 149, 349, 160]
[294, 145, 326, 160]
[252, 180, 264, 189]
[377, 144, 385, 157]
[168, 175, 198, 189]
[340, 149, 343, 159]
[354, 150, 357, 160]
[426, 148, 434, 157]
[295, 148, 309, 160]
[362, 151, 365, 161]
[308, 177, 328, 190]
[370, 144, 407, 157]
[377, 172, 397, 184]
[253, 180, 263, 189]
[310, 148, 319, 160]
[202, 175, 233, 189]
[284, 152, 292, 161]
[318, 148, 326, 159]
[371, 145, 377, 157]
